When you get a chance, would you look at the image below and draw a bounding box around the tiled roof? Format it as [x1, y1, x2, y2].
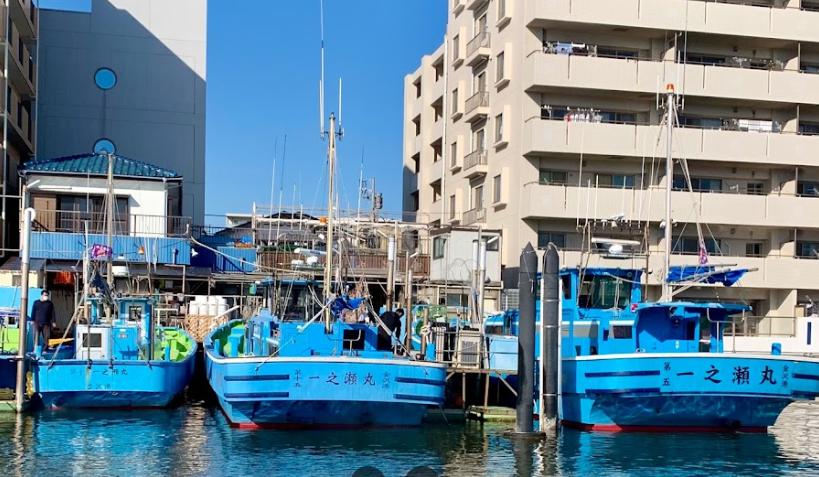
[19, 153, 181, 180]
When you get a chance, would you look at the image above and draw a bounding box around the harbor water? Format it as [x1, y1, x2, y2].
[2, 401, 819, 476]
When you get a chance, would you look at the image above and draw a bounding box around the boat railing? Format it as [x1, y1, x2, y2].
[725, 315, 797, 338]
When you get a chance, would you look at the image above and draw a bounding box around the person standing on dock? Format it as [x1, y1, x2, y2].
[31, 290, 56, 349]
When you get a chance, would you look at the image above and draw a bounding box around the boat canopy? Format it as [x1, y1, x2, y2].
[635, 301, 750, 322]
[666, 265, 749, 287]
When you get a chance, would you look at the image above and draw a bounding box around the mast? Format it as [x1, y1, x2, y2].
[106, 152, 115, 287]
[323, 112, 337, 332]
[661, 84, 675, 302]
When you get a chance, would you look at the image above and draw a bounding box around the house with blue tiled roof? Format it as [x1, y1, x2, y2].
[17, 153, 191, 268]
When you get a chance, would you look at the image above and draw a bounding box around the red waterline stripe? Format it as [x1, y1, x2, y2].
[560, 420, 768, 434]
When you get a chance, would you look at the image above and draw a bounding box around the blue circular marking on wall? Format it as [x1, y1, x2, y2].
[93, 138, 116, 154]
[94, 67, 117, 90]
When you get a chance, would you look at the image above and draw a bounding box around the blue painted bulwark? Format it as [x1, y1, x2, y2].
[30, 232, 191, 265]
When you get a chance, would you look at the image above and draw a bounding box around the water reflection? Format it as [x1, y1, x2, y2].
[1, 403, 819, 476]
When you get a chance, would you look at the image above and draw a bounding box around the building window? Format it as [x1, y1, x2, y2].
[496, 51, 505, 82]
[673, 237, 720, 255]
[413, 115, 421, 136]
[452, 88, 459, 114]
[433, 237, 447, 259]
[673, 176, 722, 193]
[798, 181, 819, 197]
[539, 170, 567, 185]
[473, 128, 486, 152]
[93, 138, 116, 154]
[432, 181, 441, 202]
[411, 153, 420, 174]
[798, 241, 819, 258]
[597, 174, 635, 189]
[495, 113, 504, 143]
[746, 182, 764, 195]
[472, 185, 484, 210]
[449, 194, 456, 220]
[414, 79, 422, 98]
[498, 0, 507, 19]
[410, 191, 419, 212]
[434, 60, 444, 82]
[452, 34, 460, 61]
[800, 122, 819, 135]
[94, 67, 117, 90]
[537, 231, 566, 249]
[745, 242, 763, 257]
[474, 70, 487, 94]
[493, 174, 502, 203]
[450, 141, 458, 167]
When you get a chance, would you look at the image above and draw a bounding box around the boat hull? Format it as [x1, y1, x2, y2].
[563, 353, 819, 431]
[33, 356, 196, 409]
[205, 352, 447, 428]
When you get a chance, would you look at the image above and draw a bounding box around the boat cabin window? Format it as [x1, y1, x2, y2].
[578, 275, 630, 309]
[82, 333, 103, 348]
[561, 275, 572, 299]
[128, 305, 143, 321]
[611, 325, 632, 339]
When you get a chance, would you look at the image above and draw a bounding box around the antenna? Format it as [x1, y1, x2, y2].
[338, 77, 343, 135]
[319, 0, 326, 137]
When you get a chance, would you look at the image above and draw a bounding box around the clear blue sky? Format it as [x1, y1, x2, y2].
[205, 1, 446, 220]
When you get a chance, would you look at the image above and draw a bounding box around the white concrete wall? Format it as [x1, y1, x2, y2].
[36, 0, 207, 224]
[26, 173, 171, 235]
[430, 228, 502, 283]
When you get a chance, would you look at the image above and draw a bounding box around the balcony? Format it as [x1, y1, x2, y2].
[9, 0, 36, 41]
[3, 25, 36, 99]
[464, 91, 489, 123]
[519, 182, 819, 230]
[466, 29, 490, 67]
[524, 51, 819, 106]
[29, 210, 193, 265]
[526, 0, 819, 44]
[523, 117, 819, 168]
[463, 207, 486, 225]
[463, 149, 488, 178]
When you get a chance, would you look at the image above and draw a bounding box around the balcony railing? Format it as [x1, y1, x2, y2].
[463, 149, 488, 170]
[31, 210, 191, 237]
[257, 250, 430, 276]
[463, 207, 486, 225]
[467, 29, 490, 57]
[465, 91, 489, 115]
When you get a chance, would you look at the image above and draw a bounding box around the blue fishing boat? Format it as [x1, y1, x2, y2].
[204, 313, 447, 428]
[205, 94, 446, 428]
[558, 267, 819, 431]
[32, 294, 196, 409]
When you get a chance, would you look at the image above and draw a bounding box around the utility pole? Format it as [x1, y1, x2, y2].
[404, 250, 412, 355]
[15, 208, 35, 412]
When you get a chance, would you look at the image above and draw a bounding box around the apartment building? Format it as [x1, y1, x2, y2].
[403, 0, 819, 319]
[0, 0, 38, 256]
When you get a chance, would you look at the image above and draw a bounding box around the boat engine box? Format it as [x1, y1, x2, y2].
[76, 325, 111, 360]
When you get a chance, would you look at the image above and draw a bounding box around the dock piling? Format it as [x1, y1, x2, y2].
[515, 242, 537, 433]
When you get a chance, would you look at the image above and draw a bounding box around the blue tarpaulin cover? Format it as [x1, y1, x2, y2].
[667, 266, 748, 287]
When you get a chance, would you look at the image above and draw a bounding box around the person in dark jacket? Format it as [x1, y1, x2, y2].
[31, 290, 56, 348]
[377, 308, 404, 352]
